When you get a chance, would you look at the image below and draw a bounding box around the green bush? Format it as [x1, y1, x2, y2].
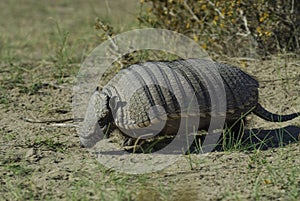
[138, 0, 300, 57]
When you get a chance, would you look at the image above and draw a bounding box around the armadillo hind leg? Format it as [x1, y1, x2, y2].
[253, 103, 300, 122]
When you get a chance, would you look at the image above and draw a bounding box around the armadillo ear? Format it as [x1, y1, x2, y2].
[109, 96, 119, 111]
[109, 96, 127, 114]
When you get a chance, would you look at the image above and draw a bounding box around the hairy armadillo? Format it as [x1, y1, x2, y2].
[80, 59, 299, 149]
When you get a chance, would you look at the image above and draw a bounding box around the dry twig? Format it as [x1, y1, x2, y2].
[21, 117, 83, 124]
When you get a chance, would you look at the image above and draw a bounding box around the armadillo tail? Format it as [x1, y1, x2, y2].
[253, 103, 300, 122]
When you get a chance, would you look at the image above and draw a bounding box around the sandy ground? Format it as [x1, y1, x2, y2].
[0, 1, 299, 200]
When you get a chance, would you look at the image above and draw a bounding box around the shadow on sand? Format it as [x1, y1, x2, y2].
[238, 125, 300, 150]
[90, 126, 300, 155]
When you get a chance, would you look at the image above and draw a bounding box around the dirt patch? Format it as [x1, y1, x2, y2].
[0, 1, 299, 200]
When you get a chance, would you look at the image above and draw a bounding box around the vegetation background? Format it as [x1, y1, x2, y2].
[139, 0, 300, 57]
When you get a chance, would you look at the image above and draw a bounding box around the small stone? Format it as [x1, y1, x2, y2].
[25, 148, 35, 158]
[25, 148, 40, 162]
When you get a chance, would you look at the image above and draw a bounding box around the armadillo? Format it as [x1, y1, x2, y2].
[79, 59, 299, 149]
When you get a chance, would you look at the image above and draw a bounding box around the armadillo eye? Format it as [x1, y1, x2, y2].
[98, 118, 106, 128]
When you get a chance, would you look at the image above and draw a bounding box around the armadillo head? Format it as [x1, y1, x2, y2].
[79, 89, 112, 148]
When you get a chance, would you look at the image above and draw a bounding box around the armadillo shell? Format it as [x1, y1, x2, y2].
[100, 59, 259, 134]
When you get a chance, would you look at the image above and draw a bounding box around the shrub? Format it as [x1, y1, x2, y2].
[138, 0, 300, 57]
